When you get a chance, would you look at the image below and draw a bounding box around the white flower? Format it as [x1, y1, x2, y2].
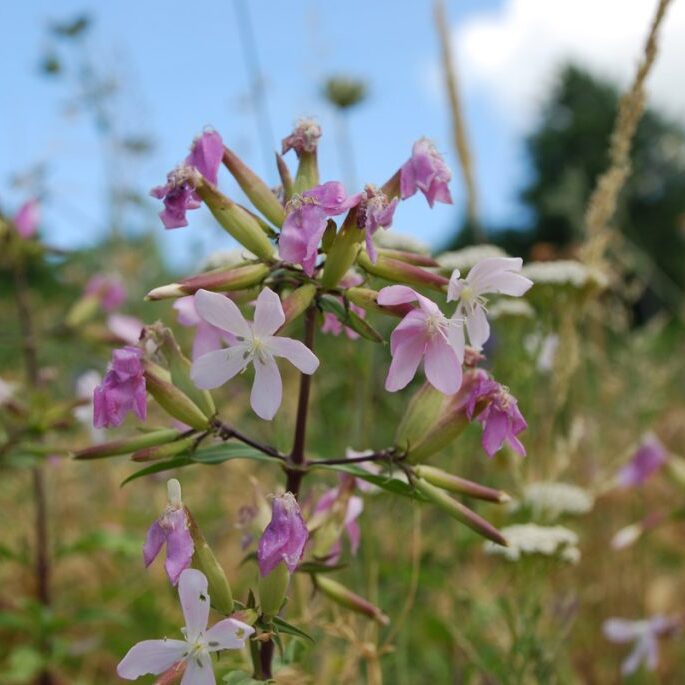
[436, 245, 509, 273]
[118, 569, 253, 684]
[190, 288, 319, 420]
[200, 248, 256, 272]
[487, 298, 535, 320]
[521, 260, 609, 289]
[519, 482, 594, 520]
[484, 523, 580, 563]
[447, 257, 533, 349]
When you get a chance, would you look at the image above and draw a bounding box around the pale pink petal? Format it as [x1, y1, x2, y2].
[603, 619, 639, 643]
[143, 521, 166, 567]
[467, 257, 522, 293]
[377, 285, 421, 306]
[446, 319, 466, 362]
[178, 569, 210, 640]
[484, 271, 533, 297]
[204, 618, 254, 651]
[385, 335, 426, 392]
[180, 653, 215, 685]
[446, 270, 463, 302]
[424, 336, 462, 395]
[465, 306, 490, 350]
[622, 639, 650, 676]
[194, 289, 250, 337]
[250, 355, 282, 420]
[191, 347, 250, 389]
[266, 337, 319, 374]
[173, 297, 201, 326]
[253, 288, 285, 337]
[389, 311, 429, 355]
[117, 639, 188, 679]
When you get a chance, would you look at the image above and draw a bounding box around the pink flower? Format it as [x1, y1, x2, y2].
[190, 288, 319, 420]
[321, 272, 366, 340]
[313, 485, 363, 564]
[448, 257, 533, 350]
[357, 185, 398, 262]
[93, 346, 147, 428]
[85, 274, 126, 311]
[603, 615, 679, 676]
[107, 314, 144, 345]
[281, 118, 322, 156]
[117, 568, 254, 683]
[279, 181, 361, 276]
[617, 434, 668, 488]
[173, 295, 236, 360]
[400, 138, 453, 207]
[150, 130, 224, 229]
[257, 492, 309, 576]
[14, 199, 40, 238]
[465, 371, 527, 457]
[377, 285, 465, 395]
[143, 480, 194, 586]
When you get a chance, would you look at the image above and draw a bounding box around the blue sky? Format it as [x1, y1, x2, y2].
[2, 0, 533, 268]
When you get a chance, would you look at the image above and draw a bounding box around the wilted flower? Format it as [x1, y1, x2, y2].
[84, 274, 126, 311]
[279, 181, 361, 276]
[143, 479, 194, 586]
[312, 484, 364, 564]
[281, 118, 322, 156]
[466, 372, 527, 457]
[485, 523, 580, 563]
[377, 285, 464, 395]
[357, 184, 398, 262]
[257, 492, 309, 576]
[14, 198, 40, 238]
[400, 138, 453, 207]
[117, 568, 254, 683]
[447, 257, 533, 350]
[190, 288, 319, 420]
[617, 434, 668, 488]
[174, 295, 235, 360]
[603, 615, 679, 676]
[150, 130, 224, 229]
[93, 346, 147, 428]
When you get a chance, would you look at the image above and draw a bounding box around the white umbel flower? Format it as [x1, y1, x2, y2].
[436, 245, 508, 273]
[484, 523, 580, 563]
[373, 231, 430, 254]
[520, 482, 594, 520]
[521, 260, 609, 289]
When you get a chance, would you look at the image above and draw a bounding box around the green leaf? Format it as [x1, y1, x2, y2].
[272, 615, 315, 643]
[296, 561, 347, 574]
[319, 295, 384, 343]
[121, 456, 192, 486]
[310, 462, 427, 501]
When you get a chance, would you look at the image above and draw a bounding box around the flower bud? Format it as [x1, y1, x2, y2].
[222, 147, 284, 227]
[131, 434, 198, 462]
[314, 575, 389, 626]
[195, 182, 274, 260]
[345, 287, 412, 318]
[356, 251, 449, 293]
[395, 382, 448, 452]
[376, 248, 438, 268]
[72, 428, 182, 460]
[414, 478, 507, 546]
[279, 284, 317, 330]
[321, 221, 364, 289]
[275, 153, 293, 203]
[186, 509, 235, 615]
[64, 293, 100, 328]
[146, 263, 269, 300]
[143, 360, 210, 431]
[155, 326, 215, 418]
[413, 465, 510, 503]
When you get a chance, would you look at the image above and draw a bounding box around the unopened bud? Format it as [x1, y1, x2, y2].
[321, 221, 364, 289]
[143, 360, 210, 431]
[187, 510, 234, 615]
[64, 294, 100, 328]
[222, 147, 284, 227]
[395, 382, 447, 452]
[73, 428, 182, 460]
[357, 251, 448, 293]
[279, 284, 317, 330]
[414, 465, 510, 503]
[314, 575, 389, 626]
[275, 153, 293, 203]
[131, 434, 198, 462]
[146, 263, 270, 300]
[414, 478, 507, 546]
[376, 248, 438, 268]
[167, 478, 183, 507]
[196, 182, 274, 260]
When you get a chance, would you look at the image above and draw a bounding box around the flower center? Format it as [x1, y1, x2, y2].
[425, 313, 446, 337]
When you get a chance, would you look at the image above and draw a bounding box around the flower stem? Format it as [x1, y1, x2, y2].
[285, 306, 316, 496]
[12, 256, 54, 685]
[212, 418, 285, 461]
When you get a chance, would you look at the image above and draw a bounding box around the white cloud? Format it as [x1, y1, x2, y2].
[453, 0, 685, 129]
